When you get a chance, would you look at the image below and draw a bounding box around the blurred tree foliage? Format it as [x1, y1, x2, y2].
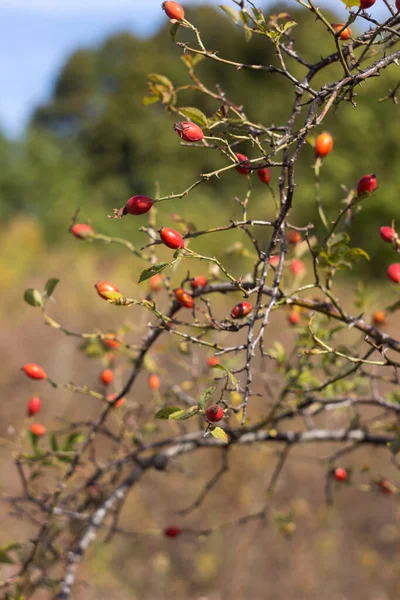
[0, 4, 399, 274]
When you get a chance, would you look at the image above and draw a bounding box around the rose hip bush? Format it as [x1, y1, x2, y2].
[5, 1, 400, 597]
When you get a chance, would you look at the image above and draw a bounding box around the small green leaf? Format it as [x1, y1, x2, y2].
[138, 262, 170, 284]
[62, 432, 84, 452]
[155, 406, 182, 419]
[170, 21, 180, 43]
[210, 426, 228, 444]
[44, 278, 59, 297]
[212, 364, 237, 385]
[29, 431, 40, 452]
[198, 386, 216, 411]
[24, 288, 43, 307]
[282, 21, 297, 32]
[169, 406, 199, 420]
[219, 4, 239, 24]
[251, 6, 265, 22]
[179, 106, 208, 127]
[148, 73, 174, 90]
[244, 27, 253, 42]
[50, 433, 59, 452]
[142, 95, 160, 106]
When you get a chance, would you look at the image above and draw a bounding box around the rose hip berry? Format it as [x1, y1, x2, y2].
[71, 223, 94, 239]
[387, 264, 400, 283]
[95, 281, 120, 300]
[103, 333, 120, 350]
[287, 231, 301, 245]
[23, 364, 47, 380]
[100, 369, 114, 385]
[378, 479, 395, 495]
[205, 404, 224, 422]
[290, 259, 305, 276]
[257, 165, 271, 184]
[162, 1, 185, 21]
[334, 467, 348, 482]
[231, 302, 252, 319]
[149, 273, 163, 292]
[30, 423, 46, 437]
[380, 226, 395, 243]
[288, 311, 300, 326]
[164, 526, 181, 538]
[235, 153, 251, 175]
[174, 288, 194, 308]
[107, 394, 126, 408]
[372, 310, 386, 326]
[207, 356, 219, 368]
[148, 373, 161, 390]
[125, 195, 154, 216]
[269, 255, 280, 268]
[27, 396, 41, 417]
[159, 227, 185, 249]
[173, 121, 204, 142]
[357, 173, 377, 196]
[331, 23, 352, 40]
[360, 0, 376, 8]
[190, 275, 208, 290]
[315, 132, 333, 158]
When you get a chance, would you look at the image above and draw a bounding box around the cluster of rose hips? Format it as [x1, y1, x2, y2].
[22, 364, 47, 437]
[379, 225, 400, 284]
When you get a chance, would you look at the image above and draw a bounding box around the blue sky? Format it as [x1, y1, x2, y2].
[0, 0, 388, 138]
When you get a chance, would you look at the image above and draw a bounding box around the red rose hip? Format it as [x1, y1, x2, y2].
[287, 231, 301, 245]
[331, 23, 352, 41]
[159, 227, 184, 250]
[257, 165, 271, 184]
[100, 369, 114, 385]
[173, 121, 204, 142]
[71, 223, 94, 239]
[190, 275, 208, 290]
[288, 311, 300, 326]
[164, 526, 181, 538]
[148, 373, 161, 390]
[357, 173, 377, 196]
[30, 423, 46, 437]
[315, 131, 333, 158]
[380, 226, 395, 243]
[174, 288, 194, 308]
[290, 259, 305, 276]
[231, 302, 252, 319]
[360, 0, 376, 8]
[23, 364, 47, 380]
[162, 1, 185, 20]
[95, 281, 120, 300]
[27, 396, 41, 417]
[149, 274, 163, 292]
[207, 356, 219, 368]
[205, 404, 224, 422]
[125, 195, 154, 216]
[334, 467, 348, 482]
[387, 264, 400, 283]
[235, 153, 251, 175]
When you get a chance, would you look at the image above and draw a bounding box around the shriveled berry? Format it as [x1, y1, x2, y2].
[290, 259, 305, 276]
[149, 274, 163, 292]
[257, 165, 271, 184]
[27, 396, 41, 417]
[148, 373, 161, 390]
[95, 281, 120, 300]
[162, 1, 185, 20]
[205, 404, 224, 422]
[288, 311, 300, 326]
[372, 311, 386, 326]
[207, 356, 219, 368]
[173, 121, 204, 142]
[71, 223, 94, 239]
[387, 264, 400, 283]
[159, 227, 185, 250]
[315, 131, 333, 158]
[30, 423, 46, 437]
[360, 0, 376, 8]
[100, 369, 114, 385]
[23, 364, 47, 380]
[164, 526, 181, 538]
[380, 226, 395, 243]
[190, 275, 208, 290]
[231, 302, 252, 319]
[107, 394, 125, 408]
[103, 333, 120, 350]
[235, 153, 251, 175]
[334, 467, 348, 482]
[174, 288, 194, 308]
[357, 173, 377, 196]
[287, 231, 301, 245]
[125, 195, 154, 216]
[331, 23, 352, 40]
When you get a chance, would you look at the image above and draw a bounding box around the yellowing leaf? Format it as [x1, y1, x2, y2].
[210, 426, 228, 444]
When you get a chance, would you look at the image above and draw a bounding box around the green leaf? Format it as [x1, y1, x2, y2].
[50, 433, 59, 452]
[244, 27, 253, 43]
[142, 95, 160, 106]
[170, 21, 180, 43]
[269, 341, 286, 365]
[341, 0, 360, 6]
[138, 262, 170, 284]
[219, 4, 239, 24]
[388, 438, 400, 456]
[179, 106, 208, 127]
[155, 406, 182, 419]
[198, 386, 216, 411]
[282, 21, 297, 32]
[62, 432, 84, 452]
[44, 278, 59, 297]
[210, 426, 228, 444]
[169, 406, 199, 420]
[251, 6, 265, 22]
[29, 431, 40, 452]
[192, 54, 206, 67]
[239, 10, 251, 26]
[24, 288, 43, 307]
[213, 363, 237, 385]
[148, 73, 174, 91]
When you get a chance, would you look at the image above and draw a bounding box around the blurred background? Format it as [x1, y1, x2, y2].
[2, 1, 400, 598]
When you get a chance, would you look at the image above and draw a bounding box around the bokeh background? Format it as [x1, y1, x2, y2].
[2, 1, 400, 598]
